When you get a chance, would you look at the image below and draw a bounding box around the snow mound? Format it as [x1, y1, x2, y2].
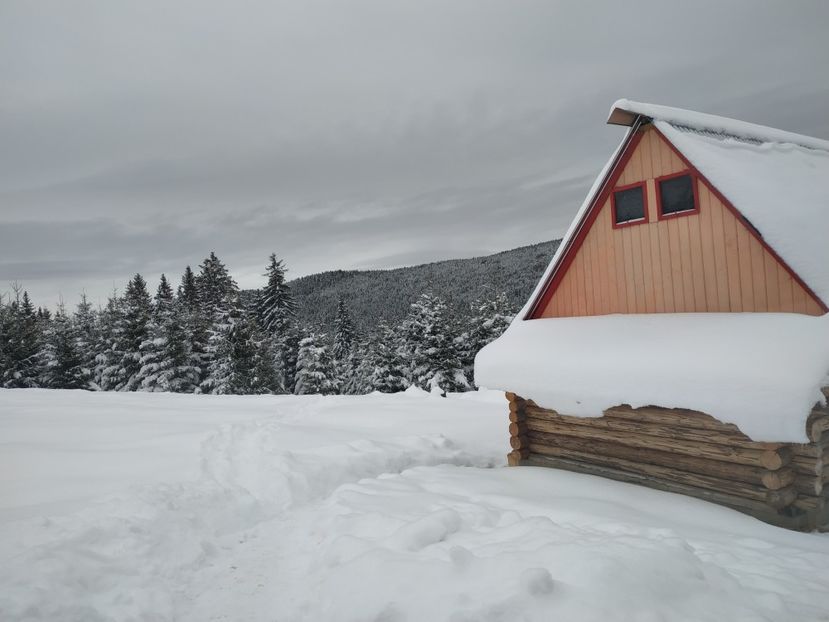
[476, 313, 829, 443]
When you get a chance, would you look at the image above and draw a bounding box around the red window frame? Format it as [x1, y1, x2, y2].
[655, 171, 699, 220]
[611, 180, 649, 229]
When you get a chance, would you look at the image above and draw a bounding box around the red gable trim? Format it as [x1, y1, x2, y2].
[652, 125, 828, 313]
[526, 122, 828, 318]
[525, 124, 645, 319]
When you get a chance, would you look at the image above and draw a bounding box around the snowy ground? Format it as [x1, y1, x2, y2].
[2, 390, 829, 621]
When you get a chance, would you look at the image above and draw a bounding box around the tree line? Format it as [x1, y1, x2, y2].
[0, 252, 514, 395]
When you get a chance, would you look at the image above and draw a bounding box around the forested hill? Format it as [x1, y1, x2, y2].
[285, 239, 560, 333]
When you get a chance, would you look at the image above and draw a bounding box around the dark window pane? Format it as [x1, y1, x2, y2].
[659, 174, 695, 215]
[613, 186, 645, 224]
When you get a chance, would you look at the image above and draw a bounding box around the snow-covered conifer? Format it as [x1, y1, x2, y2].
[400, 293, 468, 394]
[459, 292, 514, 382]
[1, 287, 42, 388]
[40, 304, 86, 389]
[294, 331, 338, 395]
[120, 274, 153, 391]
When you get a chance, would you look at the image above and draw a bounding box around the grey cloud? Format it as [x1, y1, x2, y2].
[1, 0, 828, 307]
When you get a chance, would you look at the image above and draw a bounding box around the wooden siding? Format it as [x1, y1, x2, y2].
[539, 126, 824, 318]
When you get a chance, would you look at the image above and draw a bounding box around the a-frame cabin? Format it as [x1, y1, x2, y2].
[476, 100, 829, 530]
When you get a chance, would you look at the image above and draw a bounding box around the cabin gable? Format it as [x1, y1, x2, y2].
[533, 125, 825, 318]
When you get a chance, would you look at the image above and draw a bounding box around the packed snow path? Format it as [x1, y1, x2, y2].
[1, 390, 828, 621]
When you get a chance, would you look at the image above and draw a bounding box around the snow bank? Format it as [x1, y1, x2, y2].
[476, 313, 829, 443]
[2, 390, 829, 621]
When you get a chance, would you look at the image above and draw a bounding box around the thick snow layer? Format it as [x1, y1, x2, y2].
[656, 120, 829, 305]
[476, 313, 829, 443]
[3, 390, 829, 621]
[610, 99, 829, 152]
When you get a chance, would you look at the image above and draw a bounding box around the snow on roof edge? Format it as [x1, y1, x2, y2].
[608, 99, 829, 152]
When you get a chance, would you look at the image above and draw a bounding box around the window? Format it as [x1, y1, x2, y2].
[658, 173, 697, 217]
[612, 182, 647, 226]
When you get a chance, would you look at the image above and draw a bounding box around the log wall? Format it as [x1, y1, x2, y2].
[505, 391, 829, 531]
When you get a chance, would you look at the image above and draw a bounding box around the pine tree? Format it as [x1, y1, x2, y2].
[256, 254, 296, 392]
[40, 304, 86, 389]
[178, 267, 208, 390]
[137, 275, 200, 392]
[257, 254, 296, 335]
[294, 331, 338, 395]
[363, 320, 409, 393]
[332, 297, 355, 360]
[400, 293, 469, 394]
[195, 253, 242, 394]
[120, 274, 153, 391]
[281, 325, 301, 394]
[2, 287, 42, 388]
[74, 294, 99, 387]
[459, 292, 514, 382]
[94, 292, 126, 391]
[332, 297, 356, 392]
[177, 265, 199, 314]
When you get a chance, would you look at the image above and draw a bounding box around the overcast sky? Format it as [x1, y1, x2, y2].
[2, 0, 828, 307]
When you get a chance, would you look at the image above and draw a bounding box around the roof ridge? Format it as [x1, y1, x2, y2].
[608, 99, 829, 153]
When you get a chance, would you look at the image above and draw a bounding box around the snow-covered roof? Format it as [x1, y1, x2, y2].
[475, 313, 829, 443]
[522, 100, 829, 318]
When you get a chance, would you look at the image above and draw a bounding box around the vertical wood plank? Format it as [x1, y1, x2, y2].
[649, 220, 666, 312]
[640, 222, 656, 312]
[707, 187, 731, 311]
[582, 231, 594, 316]
[735, 222, 755, 311]
[667, 219, 685, 310]
[697, 188, 719, 311]
[763, 253, 780, 312]
[639, 130, 654, 181]
[722, 209, 743, 312]
[686, 214, 708, 311]
[749, 237, 768, 312]
[777, 264, 794, 312]
[792, 278, 808, 314]
[623, 227, 637, 312]
[630, 225, 646, 311]
[677, 217, 695, 310]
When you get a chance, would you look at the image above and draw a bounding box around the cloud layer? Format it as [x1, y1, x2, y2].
[2, 0, 828, 306]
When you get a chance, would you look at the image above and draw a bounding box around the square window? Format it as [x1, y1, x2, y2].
[659, 174, 695, 216]
[613, 185, 646, 225]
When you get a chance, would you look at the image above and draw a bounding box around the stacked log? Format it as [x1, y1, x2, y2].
[504, 391, 829, 530]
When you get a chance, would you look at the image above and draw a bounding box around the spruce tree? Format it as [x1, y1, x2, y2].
[361, 320, 408, 393]
[177, 265, 199, 313]
[40, 304, 86, 389]
[138, 275, 200, 392]
[294, 331, 338, 395]
[332, 297, 356, 392]
[400, 293, 469, 394]
[120, 274, 153, 391]
[178, 267, 209, 389]
[94, 292, 126, 391]
[256, 254, 296, 392]
[459, 292, 514, 382]
[74, 294, 99, 387]
[2, 288, 42, 388]
[195, 253, 241, 394]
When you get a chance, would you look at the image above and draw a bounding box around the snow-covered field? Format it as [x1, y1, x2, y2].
[2, 390, 829, 621]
